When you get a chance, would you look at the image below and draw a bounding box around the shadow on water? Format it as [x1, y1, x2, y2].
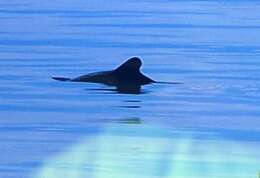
[121, 100, 142, 109]
[87, 117, 142, 125]
[86, 84, 146, 95]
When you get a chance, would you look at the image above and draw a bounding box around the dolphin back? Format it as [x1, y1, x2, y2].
[52, 77, 71, 81]
[52, 57, 158, 86]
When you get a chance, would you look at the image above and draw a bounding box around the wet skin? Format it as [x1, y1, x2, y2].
[53, 57, 182, 94]
[52, 57, 155, 94]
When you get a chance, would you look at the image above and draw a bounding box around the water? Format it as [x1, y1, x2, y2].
[1, 0, 260, 178]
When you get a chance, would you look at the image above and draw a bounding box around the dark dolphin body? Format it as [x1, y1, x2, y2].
[52, 57, 180, 94]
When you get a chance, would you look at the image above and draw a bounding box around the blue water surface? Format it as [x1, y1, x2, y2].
[0, 0, 260, 178]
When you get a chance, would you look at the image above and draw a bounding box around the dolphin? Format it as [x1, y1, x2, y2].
[52, 57, 155, 84]
[52, 57, 181, 94]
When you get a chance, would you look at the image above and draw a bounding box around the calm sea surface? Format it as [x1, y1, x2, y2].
[1, 0, 260, 178]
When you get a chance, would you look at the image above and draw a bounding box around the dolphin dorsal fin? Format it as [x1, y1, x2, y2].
[115, 57, 142, 72]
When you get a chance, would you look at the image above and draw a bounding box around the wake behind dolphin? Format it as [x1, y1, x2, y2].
[52, 57, 181, 94]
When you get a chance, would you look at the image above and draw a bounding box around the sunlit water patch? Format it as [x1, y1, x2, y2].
[32, 124, 260, 178]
